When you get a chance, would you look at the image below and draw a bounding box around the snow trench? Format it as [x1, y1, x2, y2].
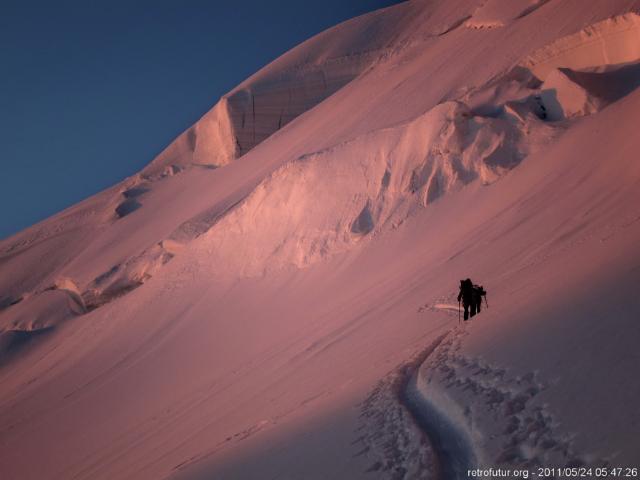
[359, 331, 479, 480]
[361, 318, 616, 479]
[402, 361, 478, 480]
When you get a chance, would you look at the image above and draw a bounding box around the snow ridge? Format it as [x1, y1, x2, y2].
[141, 2, 418, 177]
[196, 97, 558, 276]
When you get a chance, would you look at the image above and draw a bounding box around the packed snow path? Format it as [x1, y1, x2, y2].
[360, 315, 620, 479]
[400, 332, 478, 480]
[358, 331, 479, 480]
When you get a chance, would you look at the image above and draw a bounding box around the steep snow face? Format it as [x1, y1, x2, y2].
[520, 12, 640, 120]
[199, 100, 557, 275]
[521, 13, 640, 80]
[540, 62, 640, 120]
[2, 1, 640, 480]
[144, 99, 239, 176]
[142, 2, 418, 176]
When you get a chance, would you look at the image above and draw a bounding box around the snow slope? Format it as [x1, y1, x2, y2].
[1, 1, 640, 479]
[142, 2, 417, 175]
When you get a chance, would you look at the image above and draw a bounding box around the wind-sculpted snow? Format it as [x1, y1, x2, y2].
[0, 286, 83, 333]
[198, 98, 558, 275]
[0, 286, 83, 365]
[81, 242, 175, 311]
[520, 13, 640, 81]
[513, 13, 640, 121]
[142, 2, 418, 177]
[3, 2, 640, 479]
[539, 61, 640, 120]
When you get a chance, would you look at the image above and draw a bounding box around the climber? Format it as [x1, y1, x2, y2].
[457, 278, 475, 321]
[473, 284, 487, 314]
[457, 278, 487, 321]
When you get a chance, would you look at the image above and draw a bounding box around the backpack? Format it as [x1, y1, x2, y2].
[473, 285, 486, 296]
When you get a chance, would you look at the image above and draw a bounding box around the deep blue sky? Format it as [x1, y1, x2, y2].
[0, 0, 401, 239]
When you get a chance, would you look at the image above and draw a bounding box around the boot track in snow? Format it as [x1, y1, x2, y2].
[359, 329, 479, 480]
[397, 331, 478, 480]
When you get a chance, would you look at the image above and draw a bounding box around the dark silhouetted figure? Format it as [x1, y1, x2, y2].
[473, 284, 487, 314]
[458, 279, 487, 321]
[458, 278, 475, 321]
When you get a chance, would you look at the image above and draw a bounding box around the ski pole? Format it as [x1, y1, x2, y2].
[458, 300, 461, 324]
[484, 296, 489, 308]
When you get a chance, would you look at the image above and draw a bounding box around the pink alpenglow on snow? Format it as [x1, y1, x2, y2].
[2, 1, 640, 479]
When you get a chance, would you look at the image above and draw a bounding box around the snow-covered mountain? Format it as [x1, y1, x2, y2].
[2, 1, 640, 479]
